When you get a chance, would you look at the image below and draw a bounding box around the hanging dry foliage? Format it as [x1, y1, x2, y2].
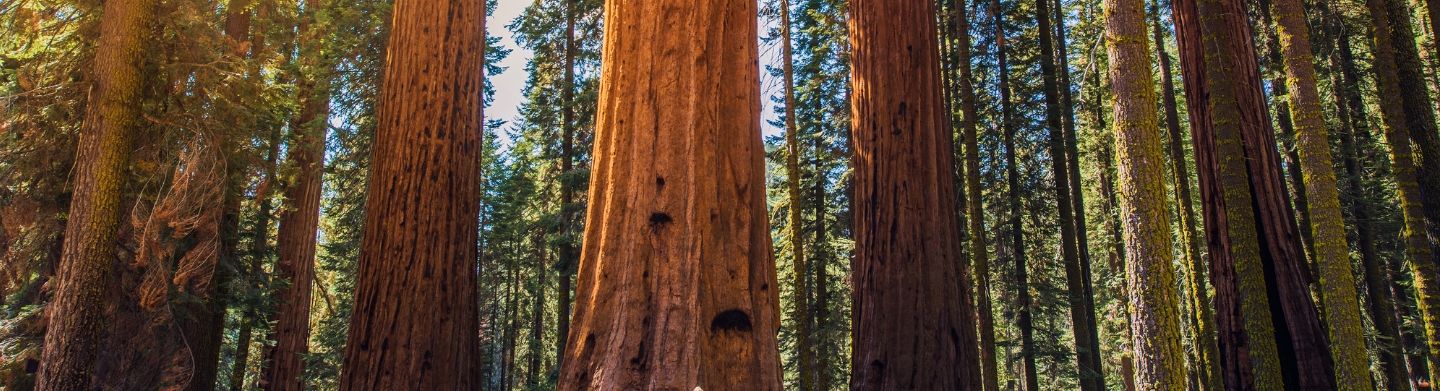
[132, 136, 225, 311]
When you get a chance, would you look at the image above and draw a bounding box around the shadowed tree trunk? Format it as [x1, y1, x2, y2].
[1175, 0, 1289, 386]
[37, 0, 154, 386]
[1267, 0, 1371, 386]
[847, 0, 983, 387]
[1033, 0, 1101, 387]
[554, 0, 783, 388]
[953, 0, 1000, 387]
[1101, 0, 1187, 385]
[1152, 9, 1221, 391]
[554, 0, 577, 376]
[336, 0, 485, 387]
[1366, 0, 1440, 385]
[780, 0, 813, 388]
[1328, 13, 1411, 388]
[992, 1, 1037, 388]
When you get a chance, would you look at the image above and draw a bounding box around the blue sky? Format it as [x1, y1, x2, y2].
[487, 2, 786, 138]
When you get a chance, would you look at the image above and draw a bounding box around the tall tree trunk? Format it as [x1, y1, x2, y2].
[994, 1, 1037, 388]
[232, 127, 281, 391]
[1367, 0, 1440, 385]
[262, 15, 329, 388]
[554, 0, 577, 377]
[847, 0, 983, 387]
[1268, 0, 1372, 386]
[337, 0, 485, 386]
[780, 1, 813, 388]
[1102, 0, 1188, 385]
[554, 0, 783, 388]
[1330, 15, 1411, 389]
[529, 237, 548, 386]
[956, 0, 1000, 387]
[1385, 0, 1440, 294]
[37, 0, 154, 385]
[1034, 0, 1099, 388]
[1152, 10, 1222, 391]
[1182, 0, 1292, 386]
[1052, 5, 1105, 384]
[812, 149, 831, 391]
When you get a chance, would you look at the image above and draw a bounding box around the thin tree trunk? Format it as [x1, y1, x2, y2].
[262, 15, 328, 389]
[848, 0, 983, 388]
[554, 0, 783, 388]
[1267, 0, 1372, 386]
[1034, 0, 1098, 388]
[781, 0, 813, 388]
[956, 0, 1000, 387]
[231, 127, 280, 391]
[37, 0, 154, 385]
[555, 0, 577, 376]
[1053, 5, 1105, 384]
[1367, 0, 1440, 385]
[1102, 0, 1188, 385]
[995, 0, 1036, 388]
[1152, 10, 1221, 391]
[812, 149, 830, 391]
[337, 0, 485, 386]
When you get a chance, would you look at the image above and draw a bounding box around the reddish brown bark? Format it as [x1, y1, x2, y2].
[336, 0, 485, 387]
[847, 0, 982, 388]
[554, 0, 783, 389]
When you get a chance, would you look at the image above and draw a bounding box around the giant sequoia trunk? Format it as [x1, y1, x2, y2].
[554, 0, 783, 389]
[336, 0, 485, 387]
[37, 0, 154, 387]
[263, 47, 329, 391]
[1267, 0, 1371, 386]
[847, 0, 982, 388]
[1101, 0, 1186, 386]
[1172, 0, 1281, 387]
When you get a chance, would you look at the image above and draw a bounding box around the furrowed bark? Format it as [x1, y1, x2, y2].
[336, 0, 485, 386]
[1102, 0, 1188, 385]
[555, 0, 783, 388]
[37, 0, 155, 386]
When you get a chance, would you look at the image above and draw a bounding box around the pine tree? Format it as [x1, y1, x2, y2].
[1101, 0, 1186, 384]
[37, 0, 155, 386]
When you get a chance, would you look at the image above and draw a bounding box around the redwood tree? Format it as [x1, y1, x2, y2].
[847, 0, 982, 387]
[336, 0, 485, 387]
[554, 0, 783, 388]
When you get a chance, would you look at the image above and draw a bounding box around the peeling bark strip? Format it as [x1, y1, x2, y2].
[554, 0, 783, 388]
[336, 0, 484, 387]
[1100, 0, 1187, 385]
[37, 0, 155, 386]
[848, 0, 983, 388]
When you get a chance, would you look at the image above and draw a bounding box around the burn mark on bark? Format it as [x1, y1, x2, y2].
[710, 309, 752, 332]
[656, 176, 666, 188]
[649, 212, 673, 225]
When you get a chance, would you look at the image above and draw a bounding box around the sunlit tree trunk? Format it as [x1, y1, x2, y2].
[554, 0, 783, 388]
[1101, 0, 1187, 385]
[847, 0, 983, 387]
[1151, 10, 1221, 391]
[1267, 0, 1371, 386]
[554, 0, 578, 376]
[37, 0, 154, 386]
[337, 0, 485, 387]
[263, 14, 329, 389]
